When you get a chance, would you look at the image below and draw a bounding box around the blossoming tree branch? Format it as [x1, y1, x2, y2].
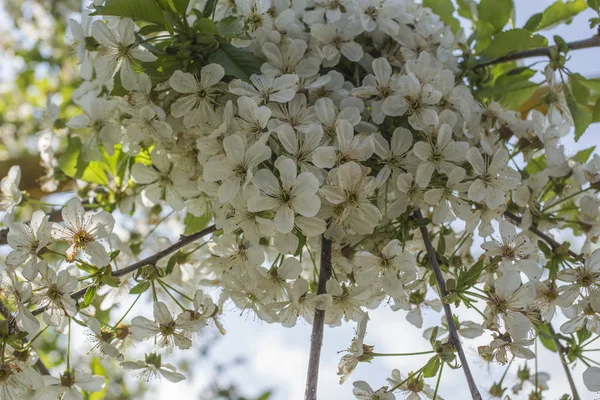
[1, 0, 600, 399]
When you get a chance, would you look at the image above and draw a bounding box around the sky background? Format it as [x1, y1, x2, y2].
[1, 0, 600, 399]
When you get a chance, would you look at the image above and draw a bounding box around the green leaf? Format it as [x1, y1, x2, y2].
[58, 136, 109, 185]
[93, 0, 167, 25]
[456, 0, 475, 20]
[590, 0, 600, 11]
[87, 358, 108, 400]
[564, 83, 593, 140]
[423, 0, 460, 32]
[129, 281, 151, 294]
[216, 16, 247, 38]
[423, 356, 441, 378]
[84, 285, 97, 307]
[138, 24, 167, 36]
[456, 259, 485, 292]
[184, 212, 212, 235]
[478, 0, 514, 32]
[165, 253, 178, 276]
[208, 44, 263, 81]
[593, 97, 600, 122]
[100, 274, 121, 288]
[157, 0, 190, 13]
[572, 146, 596, 163]
[524, 0, 588, 31]
[485, 29, 548, 58]
[195, 17, 219, 35]
[256, 391, 272, 400]
[571, 75, 591, 104]
[537, 324, 557, 352]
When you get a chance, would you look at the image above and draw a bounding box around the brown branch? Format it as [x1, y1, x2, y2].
[547, 324, 581, 400]
[475, 35, 600, 69]
[414, 210, 482, 400]
[304, 234, 332, 400]
[29, 224, 217, 317]
[504, 211, 580, 259]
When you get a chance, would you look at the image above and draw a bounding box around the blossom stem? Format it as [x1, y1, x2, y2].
[158, 280, 194, 302]
[371, 350, 435, 357]
[112, 293, 142, 329]
[66, 317, 71, 370]
[304, 234, 332, 400]
[414, 210, 482, 400]
[547, 323, 581, 400]
[25, 325, 50, 348]
[433, 362, 444, 400]
[157, 280, 187, 311]
[474, 35, 600, 68]
[543, 186, 593, 211]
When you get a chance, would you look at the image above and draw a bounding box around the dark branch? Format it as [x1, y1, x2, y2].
[29, 225, 217, 317]
[414, 210, 482, 400]
[304, 234, 332, 400]
[475, 35, 600, 68]
[547, 324, 581, 400]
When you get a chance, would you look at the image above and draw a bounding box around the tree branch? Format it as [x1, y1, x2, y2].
[475, 35, 600, 68]
[504, 210, 582, 400]
[28, 225, 217, 317]
[414, 210, 482, 400]
[304, 234, 332, 400]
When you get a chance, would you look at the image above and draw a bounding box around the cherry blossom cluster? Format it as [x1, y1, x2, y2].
[1, 0, 600, 398]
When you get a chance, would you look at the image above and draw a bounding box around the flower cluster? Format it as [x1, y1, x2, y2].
[2, 0, 600, 398]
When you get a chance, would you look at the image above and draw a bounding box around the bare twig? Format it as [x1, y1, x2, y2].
[29, 225, 217, 317]
[475, 35, 600, 68]
[304, 235, 332, 400]
[414, 210, 482, 400]
[547, 324, 581, 400]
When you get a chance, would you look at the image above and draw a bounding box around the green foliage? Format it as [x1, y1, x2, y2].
[484, 29, 548, 58]
[423, 0, 460, 32]
[208, 44, 263, 80]
[58, 137, 109, 185]
[523, 0, 588, 31]
[184, 212, 212, 234]
[423, 356, 441, 378]
[564, 82, 593, 140]
[93, 0, 170, 25]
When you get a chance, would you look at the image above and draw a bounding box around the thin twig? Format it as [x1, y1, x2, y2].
[29, 225, 217, 317]
[547, 324, 581, 400]
[414, 210, 482, 400]
[304, 235, 332, 400]
[475, 36, 600, 68]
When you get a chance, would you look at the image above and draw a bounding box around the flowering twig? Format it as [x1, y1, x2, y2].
[304, 234, 332, 400]
[28, 224, 217, 317]
[475, 35, 600, 69]
[414, 210, 482, 400]
[504, 210, 581, 400]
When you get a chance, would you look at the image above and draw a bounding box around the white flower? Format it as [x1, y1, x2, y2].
[311, 20, 364, 65]
[583, 366, 600, 392]
[92, 18, 157, 89]
[7, 210, 50, 280]
[353, 381, 395, 400]
[123, 105, 172, 146]
[0, 165, 22, 226]
[203, 134, 272, 203]
[412, 123, 468, 188]
[68, 11, 93, 80]
[481, 220, 542, 281]
[557, 248, 600, 311]
[372, 127, 418, 183]
[130, 302, 203, 349]
[66, 97, 121, 161]
[424, 167, 471, 224]
[382, 72, 441, 130]
[131, 150, 197, 211]
[229, 74, 299, 104]
[325, 280, 376, 326]
[338, 313, 370, 384]
[277, 124, 326, 183]
[248, 158, 321, 233]
[0, 360, 41, 399]
[312, 120, 374, 169]
[37, 267, 79, 327]
[37, 368, 105, 400]
[169, 65, 224, 128]
[234, 96, 271, 141]
[466, 147, 520, 210]
[355, 0, 406, 34]
[487, 271, 536, 340]
[320, 162, 382, 235]
[121, 353, 186, 383]
[352, 58, 399, 123]
[51, 198, 114, 265]
[85, 318, 123, 360]
[261, 40, 321, 78]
